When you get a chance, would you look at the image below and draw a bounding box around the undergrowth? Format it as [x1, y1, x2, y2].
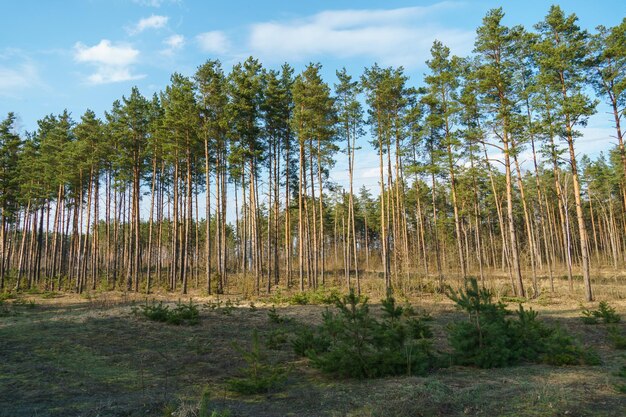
[227, 330, 289, 394]
[135, 299, 200, 325]
[267, 305, 291, 324]
[608, 326, 626, 350]
[293, 289, 439, 378]
[448, 278, 600, 368]
[581, 301, 621, 324]
[269, 286, 342, 305]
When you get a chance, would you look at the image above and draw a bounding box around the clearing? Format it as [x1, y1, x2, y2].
[1, 289, 625, 417]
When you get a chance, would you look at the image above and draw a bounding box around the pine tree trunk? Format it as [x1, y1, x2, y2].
[147, 154, 157, 293]
[204, 137, 212, 294]
[512, 149, 539, 296]
[503, 137, 525, 298]
[298, 138, 305, 291]
[565, 118, 593, 301]
[483, 145, 513, 289]
[378, 112, 389, 288]
[92, 170, 99, 290]
[15, 199, 31, 290]
[0, 213, 5, 290]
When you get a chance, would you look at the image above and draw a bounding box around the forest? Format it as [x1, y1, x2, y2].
[1, 5, 626, 416]
[0, 6, 624, 301]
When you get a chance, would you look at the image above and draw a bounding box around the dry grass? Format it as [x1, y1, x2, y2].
[1, 275, 626, 416]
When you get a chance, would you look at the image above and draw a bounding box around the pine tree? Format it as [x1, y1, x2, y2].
[361, 65, 404, 288]
[162, 74, 201, 295]
[335, 68, 364, 293]
[114, 88, 150, 292]
[589, 19, 626, 211]
[262, 67, 293, 290]
[0, 113, 23, 290]
[534, 5, 598, 301]
[474, 8, 525, 297]
[195, 59, 229, 294]
[424, 40, 466, 279]
[291, 63, 336, 290]
[459, 62, 487, 284]
[73, 109, 104, 292]
[228, 57, 265, 292]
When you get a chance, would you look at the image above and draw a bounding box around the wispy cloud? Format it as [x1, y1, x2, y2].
[0, 50, 42, 97]
[196, 31, 230, 54]
[247, 2, 473, 67]
[161, 34, 185, 55]
[165, 34, 185, 49]
[576, 125, 617, 157]
[131, 0, 180, 8]
[74, 40, 144, 84]
[0, 63, 40, 97]
[129, 15, 169, 34]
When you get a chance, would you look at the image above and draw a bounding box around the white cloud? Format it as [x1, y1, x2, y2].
[0, 50, 43, 97]
[161, 34, 185, 55]
[247, 2, 473, 67]
[74, 40, 144, 84]
[129, 15, 169, 34]
[196, 31, 230, 54]
[132, 0, 180, 8]
[85, 68, 143, 84]
[0, 62, 40, 97]
[165, 34, 185, 49]
[74, 40, 138, 66]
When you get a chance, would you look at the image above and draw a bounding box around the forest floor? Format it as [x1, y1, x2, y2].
[1, 279, 626, 417]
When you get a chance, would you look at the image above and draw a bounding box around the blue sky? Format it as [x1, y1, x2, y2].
[1, 0, 625, 193]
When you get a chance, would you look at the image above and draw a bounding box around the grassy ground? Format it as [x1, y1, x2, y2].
[1, 284, 626, 417]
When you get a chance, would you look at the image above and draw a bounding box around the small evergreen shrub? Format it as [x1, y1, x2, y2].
[265, 329, 288, 350]
[581, 301, 621, 324]
[139, 301, 171, 322]
[407, 316, 434, 339]
[448, 278, 598, 368]
[291, 326, 330, 357]
[580, 308, 599, 324]
[607, 326, 626, 350]
[227, 330, 289, 395]
[137, 300, 200, 325]
[539, 328, 601, 366]
[275, 287, 343, 305]
[267, 305, 291, 324]
[203, 299, 234, 315]
[289, 292, 310, 305]
[268, 287, 342, 305]
[306, 287, 342, 305]
[169, 300, 200, 325]
[294, 290, 438, 378]
[447, 279, 512, 368]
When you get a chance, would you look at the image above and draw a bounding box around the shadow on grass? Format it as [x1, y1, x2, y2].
[0, 299, 625, 417]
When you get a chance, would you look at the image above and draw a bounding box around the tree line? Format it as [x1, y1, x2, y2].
[0, 6, 624, 301]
